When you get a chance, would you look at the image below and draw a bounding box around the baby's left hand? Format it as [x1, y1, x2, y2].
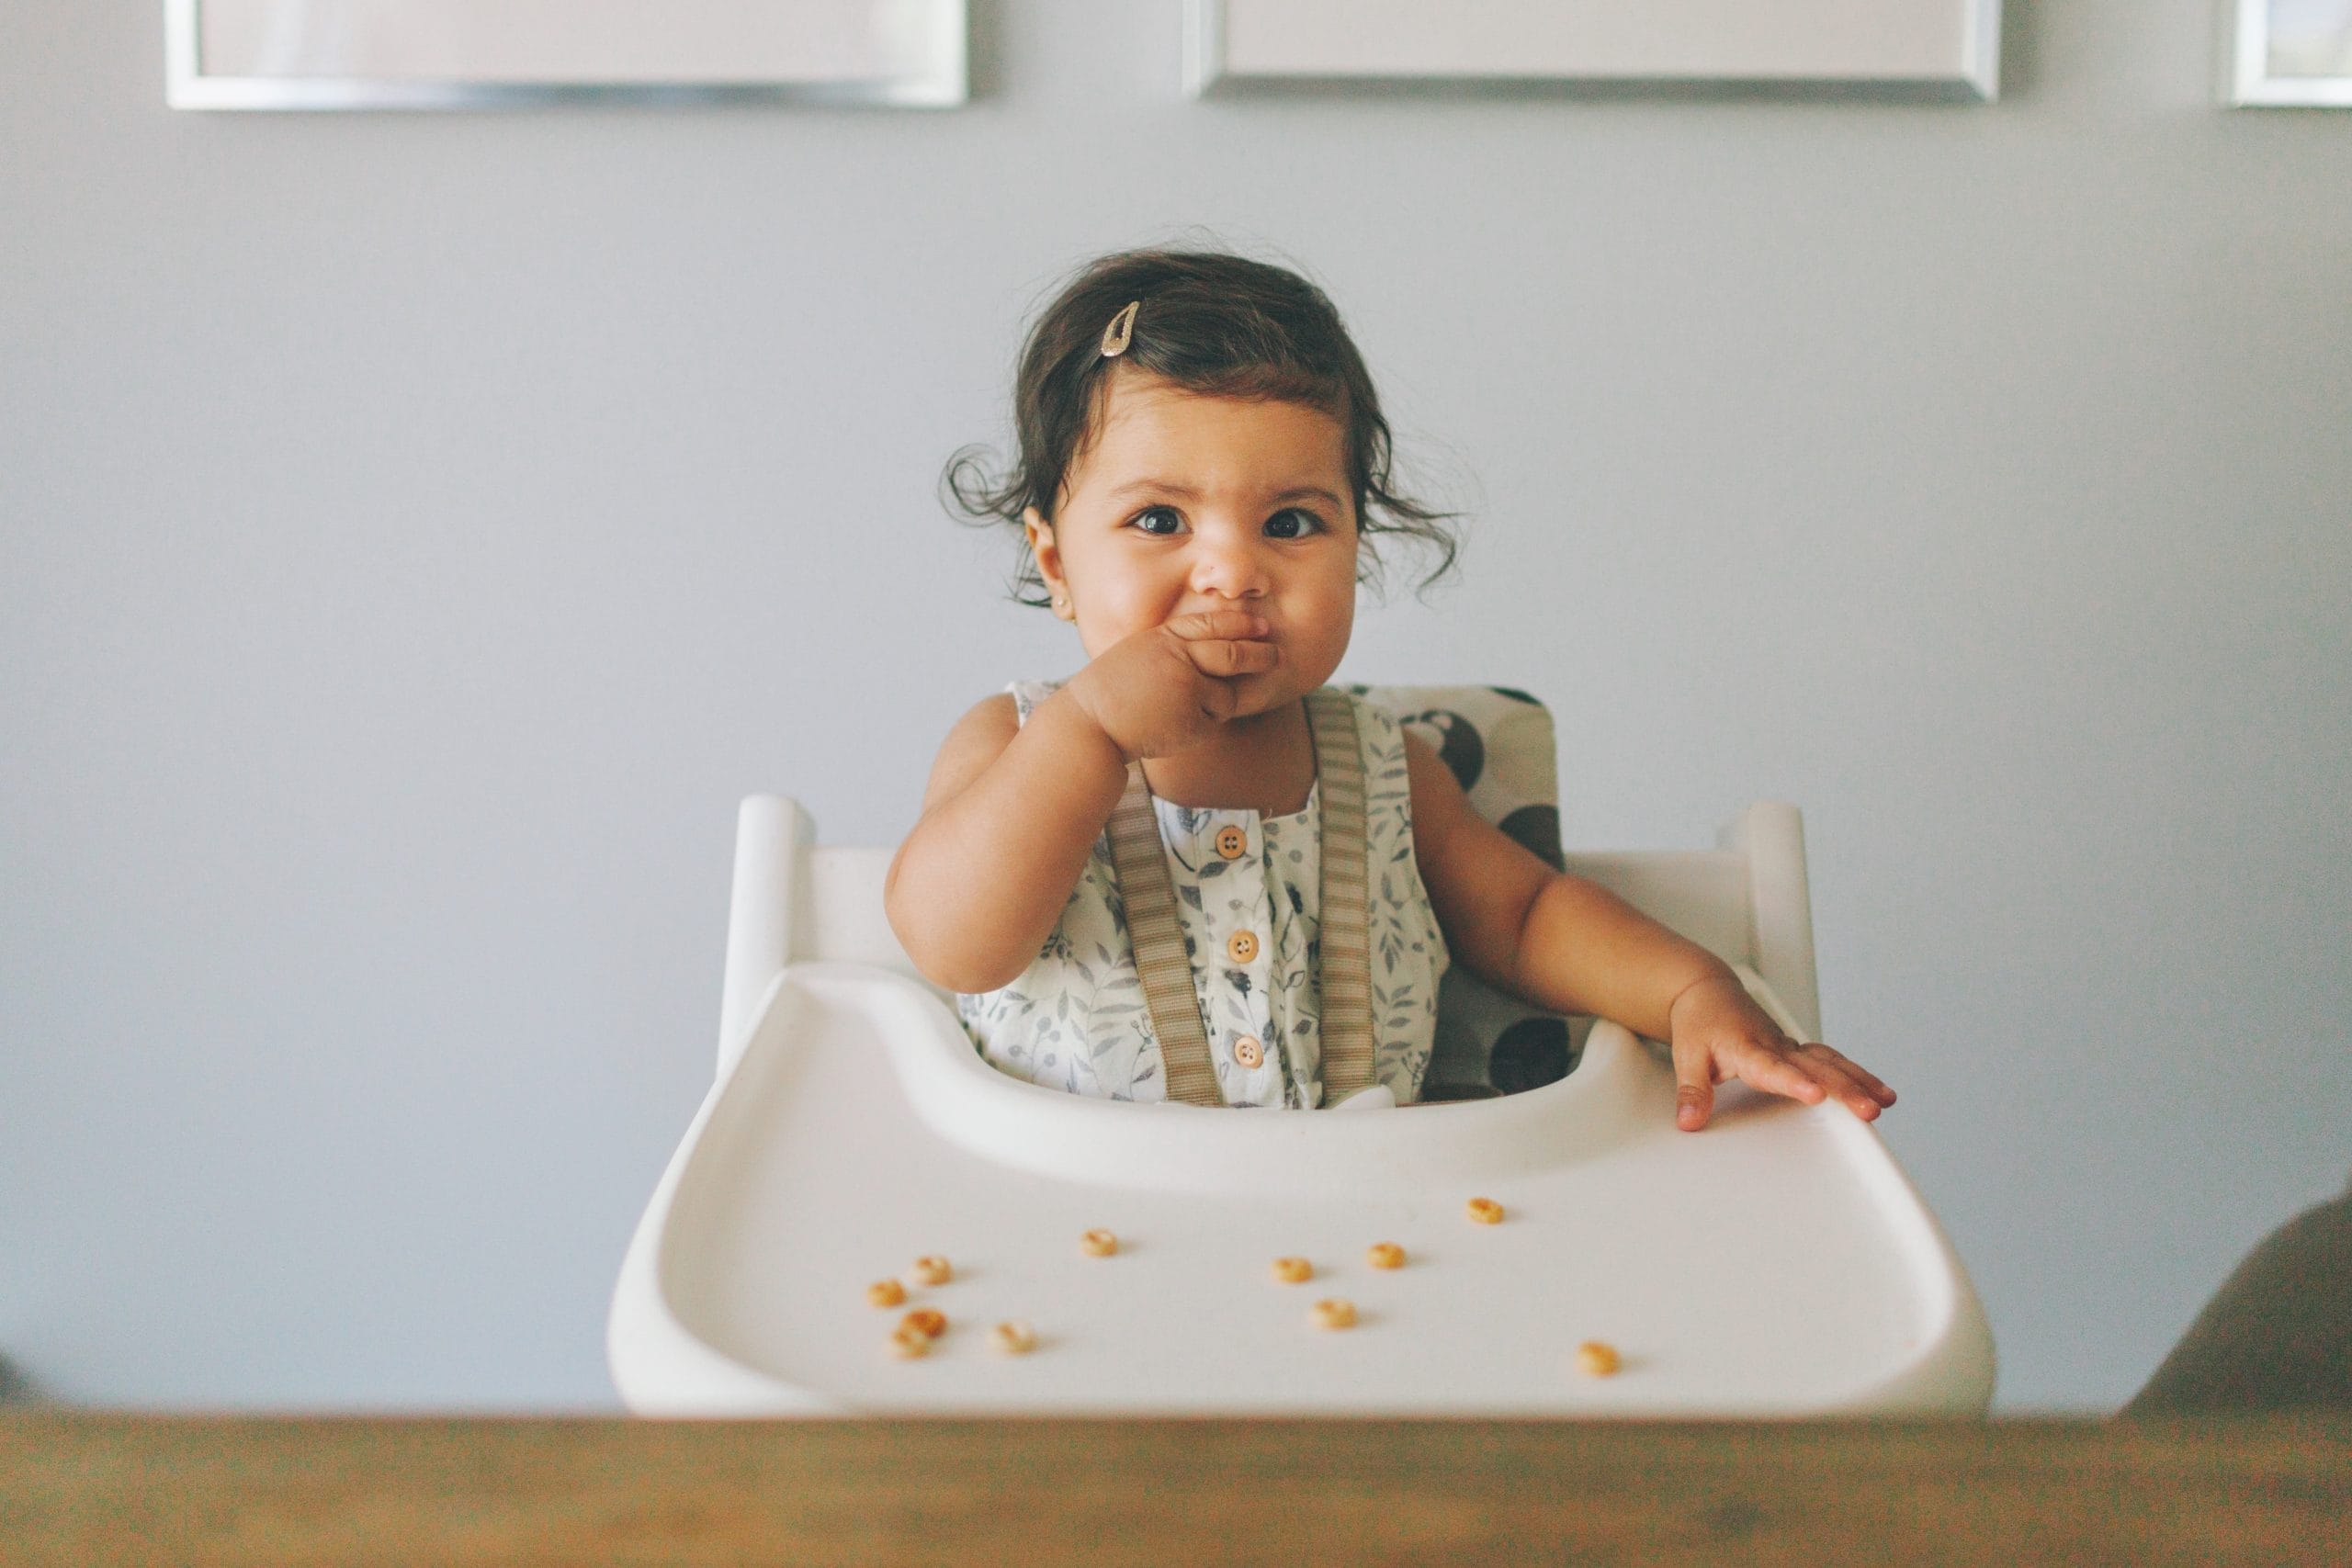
[1664, 973, 1895, 1132]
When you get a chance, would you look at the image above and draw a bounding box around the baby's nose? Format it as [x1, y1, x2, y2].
[1190, 534, 1269, 598]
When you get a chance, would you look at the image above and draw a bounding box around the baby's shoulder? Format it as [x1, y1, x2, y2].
[1006, 678, 1064, 721]
[1327, 686, 1410, 774]
[919, 692, 1022, 810]
[1337, 685, 1402, 738]
[932, 676, 1071, 766]
[948, 690, 1021, 744]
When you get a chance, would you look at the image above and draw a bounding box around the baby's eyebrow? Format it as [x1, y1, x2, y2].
[1105, 479, 1345, 509]
[1104, 479, 1202, 502]
[1268, 485, 1346, 509]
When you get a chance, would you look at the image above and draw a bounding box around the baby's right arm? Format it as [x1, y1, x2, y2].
[885, 609, 1278, 994]
[884, 686, 1127, 994]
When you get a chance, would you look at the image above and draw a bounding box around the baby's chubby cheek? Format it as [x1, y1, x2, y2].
[1283, 608, 1355, 687]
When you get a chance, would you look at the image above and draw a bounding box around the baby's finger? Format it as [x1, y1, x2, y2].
[1162, 609, 1269, 644]
[1800, 1043, 1896, 1106]
[1184, 637, 1281, 679]
[1734, 1036, 1827, 1107]
[1792, 1043, 1894, 1120]
[1670, 1041, 1716, 1133]
[1194, 676, 1244, 725]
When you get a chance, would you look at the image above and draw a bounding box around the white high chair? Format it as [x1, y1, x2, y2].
[609, 691, 1994, 1416]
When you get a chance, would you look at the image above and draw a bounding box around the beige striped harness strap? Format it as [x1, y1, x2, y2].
[1103, 687, 1374, 1108]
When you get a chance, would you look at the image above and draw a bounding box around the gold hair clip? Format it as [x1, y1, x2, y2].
[1101, 300, 1139, 357]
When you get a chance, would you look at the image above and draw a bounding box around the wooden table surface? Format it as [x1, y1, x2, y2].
[4, 1414, 2347, 1565]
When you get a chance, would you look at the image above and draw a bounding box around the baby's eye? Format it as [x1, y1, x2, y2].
[1129, 505, 1184, 536]
[1263, 509, 1325, 540]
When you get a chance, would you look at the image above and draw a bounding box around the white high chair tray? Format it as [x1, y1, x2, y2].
[611, 960, 1994, 1416]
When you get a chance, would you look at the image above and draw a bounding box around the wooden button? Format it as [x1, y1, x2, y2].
[1226, 930, 1261, 964]
[1214, 825, 1248, 860]
[1232, 1036, 1264, 1069]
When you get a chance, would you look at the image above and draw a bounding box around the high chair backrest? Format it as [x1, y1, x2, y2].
[717, 686, 1820, 1074]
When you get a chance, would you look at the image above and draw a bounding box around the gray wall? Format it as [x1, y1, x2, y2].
[4, 2, 2346, 1412]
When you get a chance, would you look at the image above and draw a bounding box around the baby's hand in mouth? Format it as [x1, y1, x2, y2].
[1064, 610, 1281, 761]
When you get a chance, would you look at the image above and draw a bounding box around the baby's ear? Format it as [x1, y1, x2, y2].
[1023, 508, 1075, 617]
[1023, 505, 1057, 560]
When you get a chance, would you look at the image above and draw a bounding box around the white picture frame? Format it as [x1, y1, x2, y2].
[2228, 0, 2352, 105]
[1186, 0, 2004, 102]
[165, 0, 967, 110]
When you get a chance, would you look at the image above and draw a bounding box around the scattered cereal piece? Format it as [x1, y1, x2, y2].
[1271, 1257, 1314, 1284]
[889, 1324, 932, 1359]
[1465, 1197, 1505, 1225]
[866, 1279, 907, 1308]
[1310, 1298, 1358, 1331]
[900, 1308, 947, 1340]
[910, 1255, 953, 1287]
[1576, 1340, 1623, 1377]
[1366, 1242, 1406, 1270]
[1080, 1228, 1119, 1258]
[990, 1320, 1037, 1355]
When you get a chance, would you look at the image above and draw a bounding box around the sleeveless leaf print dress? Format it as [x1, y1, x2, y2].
[956, 682, 1448, 1107]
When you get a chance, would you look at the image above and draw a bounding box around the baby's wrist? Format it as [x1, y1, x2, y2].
[1033, 684, 1136, 778]
[1664, 964, 1743, 1025]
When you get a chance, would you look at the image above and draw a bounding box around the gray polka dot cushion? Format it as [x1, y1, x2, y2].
[1351, 685, 1593, 1100]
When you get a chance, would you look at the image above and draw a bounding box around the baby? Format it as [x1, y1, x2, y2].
[888, 248, 1894, 1130]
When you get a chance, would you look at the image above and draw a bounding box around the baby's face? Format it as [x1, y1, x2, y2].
[1032, 369, 1359, 716]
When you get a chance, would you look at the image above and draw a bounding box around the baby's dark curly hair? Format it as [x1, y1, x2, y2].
[943, 248, 1459, 606]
